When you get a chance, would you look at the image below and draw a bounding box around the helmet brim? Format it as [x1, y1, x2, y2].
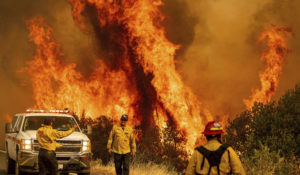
[202, 130, 224, 135]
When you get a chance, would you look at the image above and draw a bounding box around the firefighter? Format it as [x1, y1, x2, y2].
[107, 114, 136, 175]
[186, 121, 245, 175]
[36, 118, 78, 175]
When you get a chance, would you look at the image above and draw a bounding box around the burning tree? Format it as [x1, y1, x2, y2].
[22, 0, 214, 153]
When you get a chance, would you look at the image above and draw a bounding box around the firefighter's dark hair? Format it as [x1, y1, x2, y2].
[205, 134, 221, 142]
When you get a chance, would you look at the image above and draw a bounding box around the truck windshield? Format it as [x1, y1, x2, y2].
[23, 116, 80, 131]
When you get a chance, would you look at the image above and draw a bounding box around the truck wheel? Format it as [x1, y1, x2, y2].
[78, 173, 90, 175]
[6, 152, 15, 174]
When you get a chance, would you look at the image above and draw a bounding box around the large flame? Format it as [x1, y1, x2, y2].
[23, 17, 138, 123]
[23, 0, 213, 150]
[243, 25, 291, 109]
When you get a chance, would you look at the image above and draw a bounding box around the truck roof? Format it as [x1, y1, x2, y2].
[16, 113, 74, 117]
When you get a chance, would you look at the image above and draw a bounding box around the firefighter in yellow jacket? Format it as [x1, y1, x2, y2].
[107, 114, 136, 175]
[186, 121, 245, 175]
[36, 117, 78, 175]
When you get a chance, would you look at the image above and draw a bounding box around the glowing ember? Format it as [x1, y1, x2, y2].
[243, 25, 291, 110]
[23, 0, 213, 151]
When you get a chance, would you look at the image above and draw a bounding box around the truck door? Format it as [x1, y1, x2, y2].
[7, 115, 22, 160]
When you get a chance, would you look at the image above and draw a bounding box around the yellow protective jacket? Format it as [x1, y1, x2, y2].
[186, 139, 246, 175]
[36, 125, 75, 151]
[107, 124, 136, 154]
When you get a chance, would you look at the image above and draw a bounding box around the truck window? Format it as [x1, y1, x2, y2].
[15, 116, 23, 132]
[12, 116, 18, 129]
[23, 116, 80, 131]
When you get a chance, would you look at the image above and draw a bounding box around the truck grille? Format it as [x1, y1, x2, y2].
[33, 146, 81, 152]
[57, 140, 82, 144]
[33, 140, 82, 152]
[33, 140, 81, 144]
[56, 147, 81, 152]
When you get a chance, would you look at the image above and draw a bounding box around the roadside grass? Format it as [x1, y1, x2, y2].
[91, 160, 178, 175]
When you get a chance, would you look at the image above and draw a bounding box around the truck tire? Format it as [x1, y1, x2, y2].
[78, 173, 90, 175]
[6, 152, 15, 174]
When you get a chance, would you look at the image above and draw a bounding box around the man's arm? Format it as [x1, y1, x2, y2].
[52, 125, 77, 139]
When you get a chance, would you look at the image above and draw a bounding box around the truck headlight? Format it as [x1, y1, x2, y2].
[20, 139, 32, 150]
[81, 140, 91, 152]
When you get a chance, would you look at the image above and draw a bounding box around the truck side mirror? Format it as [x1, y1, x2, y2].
[87, 125, 92, 135]
[5, 123, 13, 133]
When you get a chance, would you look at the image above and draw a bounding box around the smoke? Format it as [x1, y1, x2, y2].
[171, 0, 300, 117]
[160, 0, 199, 58]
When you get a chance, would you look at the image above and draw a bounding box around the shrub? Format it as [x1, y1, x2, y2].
[224, 84, 300, 160]
[224, 84, 300, 174]
[80, 115, 113, 165]
[79, 115, 187, 172]
[241, 143, 299, 175]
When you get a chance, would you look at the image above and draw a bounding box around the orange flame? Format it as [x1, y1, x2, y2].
[23, 0, 213, 151]
[4, 113, 12, 123]
[243, 25, 291, 110]
[23, 17, 139, 123]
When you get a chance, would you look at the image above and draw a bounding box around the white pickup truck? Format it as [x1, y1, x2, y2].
[5, 110, 92, 175]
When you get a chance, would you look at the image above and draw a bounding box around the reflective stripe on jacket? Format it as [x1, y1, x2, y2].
[107, 124, 136, 154]
[186, 139, 246, 175]
[36, 125, 74, 151]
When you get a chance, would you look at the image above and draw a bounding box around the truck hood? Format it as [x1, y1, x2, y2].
[20, 130, 89, 141]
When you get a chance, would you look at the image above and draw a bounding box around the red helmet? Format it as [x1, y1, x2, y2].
[202, 121, 224, 135]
